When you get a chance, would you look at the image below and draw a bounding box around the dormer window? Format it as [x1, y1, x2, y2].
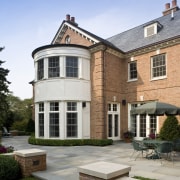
[144, 21, 163, 38]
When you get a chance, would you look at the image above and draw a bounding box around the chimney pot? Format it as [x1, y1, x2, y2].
[71, 17, 75, 23]
[165, 3, 171, 9]
[172, 0, 177, 7]
[66, 14, 70, 21]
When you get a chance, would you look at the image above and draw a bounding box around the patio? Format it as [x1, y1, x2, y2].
[1, 136, 180, 180]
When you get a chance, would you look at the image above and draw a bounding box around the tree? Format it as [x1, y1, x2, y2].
[159, 116, 180, 141]
[6, 94, 33, 131]
[0, 47, 10, 128]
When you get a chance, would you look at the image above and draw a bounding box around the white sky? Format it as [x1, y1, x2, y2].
[0, 0, 172, 99]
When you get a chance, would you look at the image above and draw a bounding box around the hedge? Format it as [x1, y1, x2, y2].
[0, 155, 21, 180]
[28, 136, 113, 146]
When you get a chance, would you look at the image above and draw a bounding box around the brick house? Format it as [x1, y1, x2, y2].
[32, 0, 180, 140]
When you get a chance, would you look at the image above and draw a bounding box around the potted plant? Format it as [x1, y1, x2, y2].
[123, 130, 133, 143]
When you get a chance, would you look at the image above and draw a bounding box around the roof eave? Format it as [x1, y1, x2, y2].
[126, 35, 180, 54]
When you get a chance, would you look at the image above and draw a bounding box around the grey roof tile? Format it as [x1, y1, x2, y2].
[106, 10, 180, 52]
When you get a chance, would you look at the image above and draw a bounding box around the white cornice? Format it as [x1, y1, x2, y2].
[52, 22, 100, 45]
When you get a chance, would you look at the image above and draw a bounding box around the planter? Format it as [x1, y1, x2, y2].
[124, 138, 132, 143]
[10, 130, 18, 136]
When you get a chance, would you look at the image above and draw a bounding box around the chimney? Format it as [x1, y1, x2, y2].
[65, 14, 78, 26]
[162, 0, 179, 16]
[71, 17, 75, 23]
[165, 3, 171, 10]
[172, 0, 177, 7]
[66, 14, 70, 21]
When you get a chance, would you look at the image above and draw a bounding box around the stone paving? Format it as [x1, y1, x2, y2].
[2, 136, 180, 180]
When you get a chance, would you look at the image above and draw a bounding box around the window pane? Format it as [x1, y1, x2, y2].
[67, 102, 77, 111]
[49, 113, 59, 137]
[140, 115, 146, 137]
[113, 104, 117, 112]
[37, 59, 44, 80]
[114, 115, 118, 137]
[66, 112, 77, 137]
[39, 103, 44, 112]
[150, 115, 157, 133]
[48, 56, 59, 78]
[152, 54, 166, 78]
[66, 56, 78, 77]
[129, 61, 137, 80]
[50, 102, 59, 111]
[131, 104, 137, 137]
[108, 114, 112, 137]
[39, 113, 44, 137]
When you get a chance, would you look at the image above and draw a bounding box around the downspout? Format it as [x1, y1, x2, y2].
[102, 46, 107, 139]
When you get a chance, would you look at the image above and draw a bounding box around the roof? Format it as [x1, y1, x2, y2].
[51, 20, 120, 51]
[106, 10, 180, 52]
[32, 44, 88, 58]
[51, 10, 180, 54]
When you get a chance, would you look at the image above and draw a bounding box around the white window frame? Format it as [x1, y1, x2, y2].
[37, 59, 44, 80]
[38, 102, 44, 137]
[129, 103, 158, 140]
[151, 53, 167, 80]
[49, 102, 60, 138]
[48, 56, 60, 78]
[128, 61, 137, 82]
[65, 56, 79, 78]
[66, 102, 78, 138]
[144, 23, 157, 37]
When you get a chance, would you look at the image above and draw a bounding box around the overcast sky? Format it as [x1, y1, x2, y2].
[0, 0, 172, 99]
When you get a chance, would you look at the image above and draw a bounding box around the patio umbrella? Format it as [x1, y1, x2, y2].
[130, 101, 180, 116]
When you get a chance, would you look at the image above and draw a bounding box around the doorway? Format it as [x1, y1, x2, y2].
[107, 103, 120, 140]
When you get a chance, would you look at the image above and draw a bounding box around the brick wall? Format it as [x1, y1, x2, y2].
[90, 43, 180, 139]
[125, 45, 180, 105]
[59, 28, 94, 46]
[90, 50, 106, 139]
[15, 154, 46, 177]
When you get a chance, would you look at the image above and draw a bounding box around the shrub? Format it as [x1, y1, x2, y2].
[0, 156, 21, 180]
[26, 119, 35, 133]
[28, 136, 113, 146]
[0, 145, 14, 154]
[11, 120, 27, 132]
[159, 116, 180, 141]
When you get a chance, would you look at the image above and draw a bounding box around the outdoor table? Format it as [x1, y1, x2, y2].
[143, 139, 169, 148]
[142, 139, 172, 159]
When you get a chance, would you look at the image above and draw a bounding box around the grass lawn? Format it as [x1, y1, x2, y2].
[20, 177, 40, 180]
[134, 176, 157, 180]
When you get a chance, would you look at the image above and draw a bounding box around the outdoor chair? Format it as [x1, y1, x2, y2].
[2, 127, 11, 137]
[130, 140, 149, 161]
[154, 142, 174, 164]
[173, 139, 180, 156]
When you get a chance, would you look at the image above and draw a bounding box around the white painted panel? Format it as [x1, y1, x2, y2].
[35, 79, 90, 102]
[34, 47, 90, 61]
[82, 102, 90, 139]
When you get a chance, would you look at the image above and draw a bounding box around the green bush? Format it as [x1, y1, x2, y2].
[0, 155, 21, 180]
[159, 116, 180, 141]
[28, 136, 113, 146]
[26, 119, 35, 133]
[11, 120, 27, 132]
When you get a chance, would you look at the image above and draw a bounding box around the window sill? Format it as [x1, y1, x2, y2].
[151, 76, 167, 81]
[127, 78, 138, 83]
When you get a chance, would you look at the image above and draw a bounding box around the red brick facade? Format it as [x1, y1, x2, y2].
[33, 8, 180, 139]
[50, 18, 180, 139]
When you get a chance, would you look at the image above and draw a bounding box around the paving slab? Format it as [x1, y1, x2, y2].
[2, 136, 180, 180]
